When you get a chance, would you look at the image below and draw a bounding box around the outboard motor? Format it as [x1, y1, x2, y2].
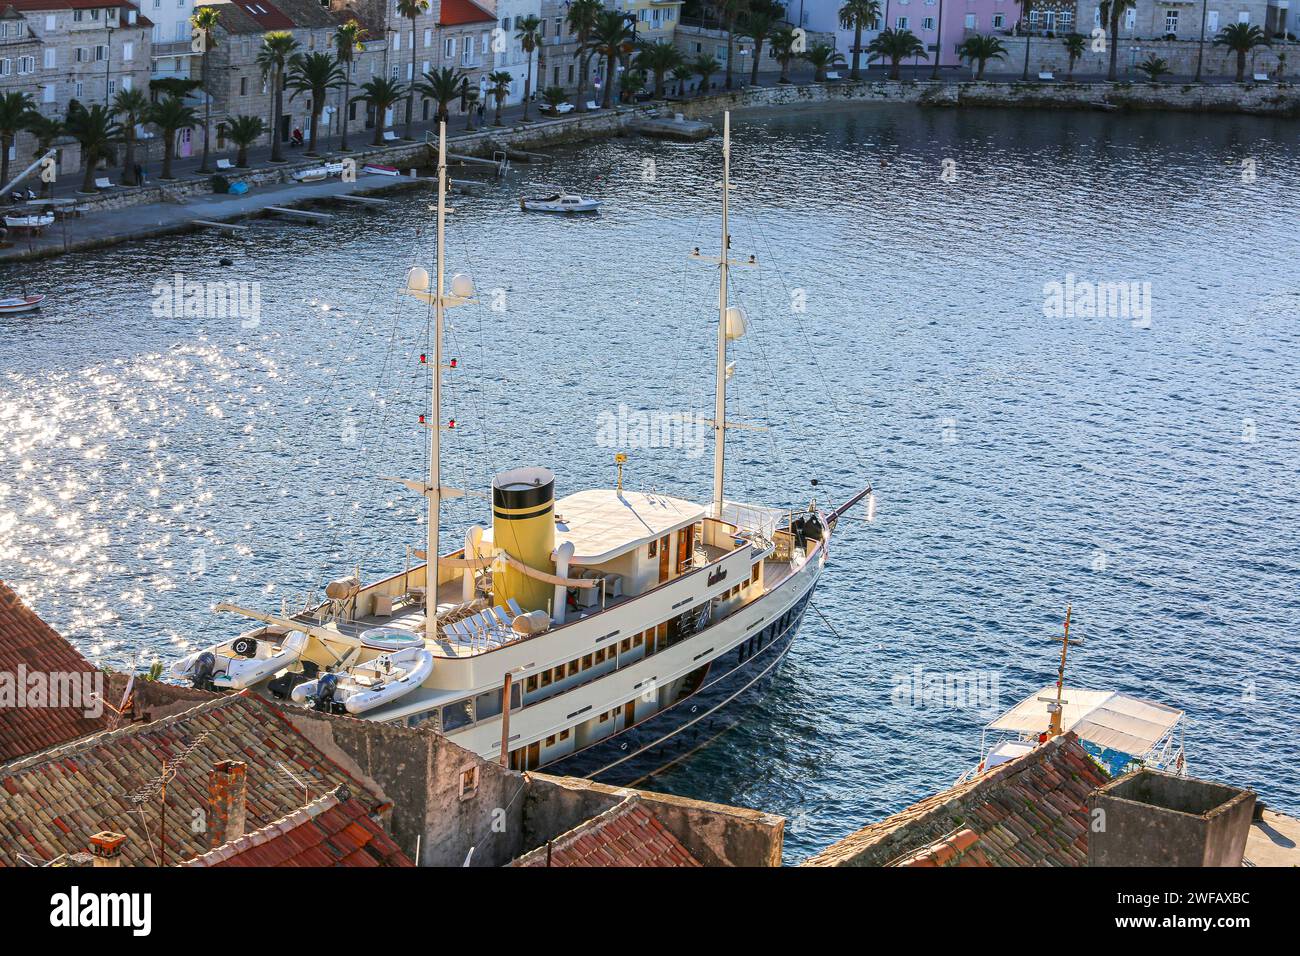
[191, 651, 217, 691]
[313, 672, 340, 713]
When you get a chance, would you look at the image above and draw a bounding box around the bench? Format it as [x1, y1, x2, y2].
[215, 158, 234, 170]
[824, 71, 841, 81]
[382, 130, 398, 142]
[1252, 72, 1270, 82]
[94, 176, 115, 190]
[1038, 71, 1055, 81]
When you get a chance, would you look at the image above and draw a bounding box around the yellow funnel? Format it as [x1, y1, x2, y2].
[491, 466, 556, 613]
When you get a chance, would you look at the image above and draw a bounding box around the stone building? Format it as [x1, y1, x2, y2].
[0, 1, 153, 183]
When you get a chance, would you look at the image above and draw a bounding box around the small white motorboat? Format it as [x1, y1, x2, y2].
[519, 192, 600, 214]
[4, 212, 54, 230]
[292, 162, 346, 183]
[171, 628, 308, 690]
[0, 294, 46, 314]
[291, 646, 434, 715]
[362, 163, 400, 177]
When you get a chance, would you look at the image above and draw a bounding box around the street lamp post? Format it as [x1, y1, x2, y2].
[104, 25, 114, 105]
[1195, 0, 1208, 82]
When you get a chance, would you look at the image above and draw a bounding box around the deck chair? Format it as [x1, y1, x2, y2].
[506, 598, 524, 617]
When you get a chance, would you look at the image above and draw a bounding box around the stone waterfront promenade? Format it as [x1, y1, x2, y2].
[3, 76, 1296, 263]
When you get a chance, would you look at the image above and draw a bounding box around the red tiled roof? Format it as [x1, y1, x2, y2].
[804, 733, 1110, 868]
[438, 0, 494, 27]
[512, 796, 701, 867]
[181, 789, 413, 867]
[0, 693, 385, 867]
[0, 580, 111, 763]
[3, 1, 145, 12]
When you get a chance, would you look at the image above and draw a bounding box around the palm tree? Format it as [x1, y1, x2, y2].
[1098, 0, 1136, 81]
[191, 6, 221, 172]
[1136, 54, 1172, 82]
[867, 28, 926, 80]
[335, 19, 368, 152]
[692, 54, 721, 96]
[742, 2, 783, 87]
[635, 40, 683, 98]
[1062, 32, 1086, 80]
[417, 67, 468, 127]
[1214, 23, 1269, 82]
[487, 71, 513, 126]
[0, 91, 34, 189]
[464, 86, 480, 130]
[769, 27, 800, 84]
[226, 115, 265, 168]
[1018, 0, 1035, 80]
[357, 77, 406, 145]
[397, 0, 430, 139]
[541, 85, 568, 113]
[257, 31, 301, 162]
[65, 102, 120, 193]
[957, 34, 1007, 79]
[147, 96, 198, 180]
[671, 64, 694, 97]
[514, 14, 544, 122]
[286, 52, 344, 155]
[22, 113, 64, 197]
[112, 87, 149, 185]
[588, 9, 635, 109]
[803, 43, 847, 82]
[839, 0, 881, 80]
[718, 0, 743, 90]
[567, 0, 603, 114]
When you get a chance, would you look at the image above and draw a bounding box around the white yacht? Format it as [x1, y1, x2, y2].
[171, 113, 871, 785]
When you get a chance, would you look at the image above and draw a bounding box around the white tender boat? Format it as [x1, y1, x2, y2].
[170, 629, 308, 691]
[4, 213, 54, 229]
[519, 191, 600, 213]
[0, 294, 46, 314]
[291, 646, 435, 714]
[168, 114, 873, 786]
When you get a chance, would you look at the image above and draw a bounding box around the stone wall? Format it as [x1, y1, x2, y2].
[522, 773, 786, 866]
[667, 75, 1300, 117]
[983, 36, 1292, 80]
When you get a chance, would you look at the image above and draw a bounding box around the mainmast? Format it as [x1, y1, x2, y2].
[399, 120, 473, 638]
[712, 112, 731, 517]
[428, 120, 448, 630]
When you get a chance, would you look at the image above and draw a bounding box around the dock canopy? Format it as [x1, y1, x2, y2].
[988, 687, 1184, 757]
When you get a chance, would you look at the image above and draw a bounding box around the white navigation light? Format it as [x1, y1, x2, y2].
[450, 273, 475, 299]
[725, 306, 747, 340]
[407, 267, 430, 292]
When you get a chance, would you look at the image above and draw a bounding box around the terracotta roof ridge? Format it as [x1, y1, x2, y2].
[0, 690, 249, 774]
[179, 788, 345, 867]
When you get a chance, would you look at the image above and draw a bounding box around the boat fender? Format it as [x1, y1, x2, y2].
[191, 652, 216, 690]
[231, 636, 258, 658]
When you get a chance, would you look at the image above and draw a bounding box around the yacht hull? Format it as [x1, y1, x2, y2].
[538, 581, 815, 786]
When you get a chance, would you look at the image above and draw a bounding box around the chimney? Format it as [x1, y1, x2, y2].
[88, 831, 128, 867]
[208, 759, 249, 847]
[1089, 769, 1256, 867]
